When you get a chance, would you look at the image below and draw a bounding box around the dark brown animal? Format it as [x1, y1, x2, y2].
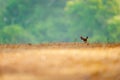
[80, 36, 88, 43]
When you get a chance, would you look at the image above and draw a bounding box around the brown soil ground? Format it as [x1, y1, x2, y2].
[0, 43, 120, 80]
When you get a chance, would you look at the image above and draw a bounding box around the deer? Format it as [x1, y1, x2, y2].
[80, 36, 88, 44]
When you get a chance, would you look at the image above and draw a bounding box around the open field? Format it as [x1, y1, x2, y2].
[0, 43, 120, 80]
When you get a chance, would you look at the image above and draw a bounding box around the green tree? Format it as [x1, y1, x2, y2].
[0, 25, 36, 43]
[66, 0, 120, 43]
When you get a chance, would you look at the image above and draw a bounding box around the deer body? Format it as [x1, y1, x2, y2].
[80, 36, 88, 43]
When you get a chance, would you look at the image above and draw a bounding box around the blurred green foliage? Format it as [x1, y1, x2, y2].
[0, 0, 120, 44]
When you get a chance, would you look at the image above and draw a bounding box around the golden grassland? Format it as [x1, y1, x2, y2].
[0, 42, 120, 80]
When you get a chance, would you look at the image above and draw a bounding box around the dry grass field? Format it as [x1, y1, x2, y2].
[0, 42, 120, 80]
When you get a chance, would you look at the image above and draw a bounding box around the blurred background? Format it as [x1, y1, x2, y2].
[0, 0, 120, 44]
